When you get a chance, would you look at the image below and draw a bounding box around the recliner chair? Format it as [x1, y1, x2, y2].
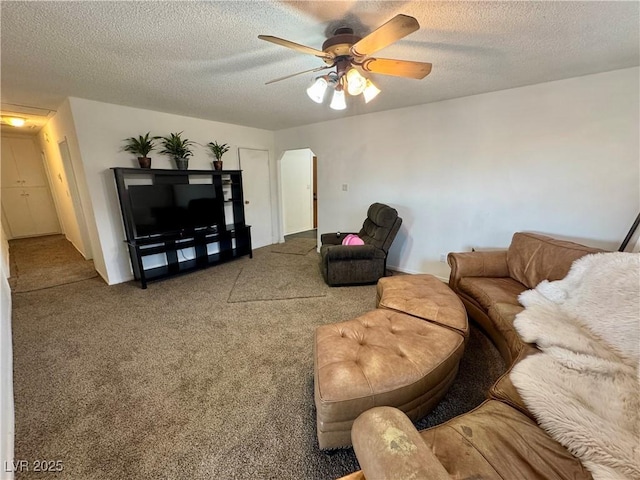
[320, 203, 402, 286]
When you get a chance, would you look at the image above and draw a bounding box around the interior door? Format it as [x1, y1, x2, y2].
[238, 148, 273, 248]
[1, 189, 34, 237]
[29, 187, 62, 234]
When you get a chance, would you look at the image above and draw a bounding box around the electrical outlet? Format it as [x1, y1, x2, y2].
[342, 184, 348, 191]
[439, 253, 446, 263]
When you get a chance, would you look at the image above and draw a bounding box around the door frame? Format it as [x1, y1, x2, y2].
[277, 148, 317, 243]
[58, 137, 92, 259]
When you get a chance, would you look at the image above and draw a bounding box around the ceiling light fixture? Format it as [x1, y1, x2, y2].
[329, 84, 347, 111]
[261, 15, 433, 111]
[306, 77, 329, 103]
[363, 79, 381, 103]
[307, 67, 380, 110]
[345, 68, 367, 96]
[2, 116, 26, 127]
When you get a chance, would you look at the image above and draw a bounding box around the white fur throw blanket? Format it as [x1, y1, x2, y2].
[510, 252, 640, 480]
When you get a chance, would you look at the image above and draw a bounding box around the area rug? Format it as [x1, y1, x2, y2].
[270, 237, 317, 255]
[227, 263, 328, 302]
[8, 235, 97, 292]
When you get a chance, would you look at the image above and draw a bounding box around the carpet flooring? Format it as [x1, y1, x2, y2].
[8, 235, 97, 292]
[270, 238, 317, 256]
[11, 241, 505, 480]
[228, 263, 327, 303]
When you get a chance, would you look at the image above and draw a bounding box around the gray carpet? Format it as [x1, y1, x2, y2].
[270, 238, 317, 255]
[11, 244, 505, 480]
[8, 234, 97, 292]
[228, 263, 328, 303]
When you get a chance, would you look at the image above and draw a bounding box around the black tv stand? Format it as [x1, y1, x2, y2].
[112, 168, 252, 289]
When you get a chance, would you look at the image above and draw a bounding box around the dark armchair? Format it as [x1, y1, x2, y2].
[320, 203, 402, 286]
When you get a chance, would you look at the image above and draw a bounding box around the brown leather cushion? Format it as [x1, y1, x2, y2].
[315, 309, 465, 421]
[507, 232, 603, 289]
[377, 274, 468, 336]
[487, 302, 526, 360]
[458, 277, 526, 311]
[489, 344, 538, 418]
[420, 400, 593, 480]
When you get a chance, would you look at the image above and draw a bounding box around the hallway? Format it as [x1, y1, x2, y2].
[8, 235, 97, 292]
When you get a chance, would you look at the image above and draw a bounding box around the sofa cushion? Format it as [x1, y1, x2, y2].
[488, 344, 538, 418]
[507, 232, 602, 289]
[458, 277, 526, 311]
[487, 302, 526, 360]
[419, 400, 593, 480]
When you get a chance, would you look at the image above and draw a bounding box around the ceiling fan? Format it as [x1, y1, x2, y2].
[258, 14, 432, 108]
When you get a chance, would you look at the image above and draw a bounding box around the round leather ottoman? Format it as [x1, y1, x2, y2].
[314, 307, 466, 450]
[377, 274, 469, 337]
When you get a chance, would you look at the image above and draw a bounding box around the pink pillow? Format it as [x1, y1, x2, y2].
[342, 234, 365, 246]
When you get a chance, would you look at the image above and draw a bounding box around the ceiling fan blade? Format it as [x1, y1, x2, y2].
[265, 65, 332, 85]
[361, 58, 432, 79]
[258, 35, 332, 59]
[350, 14, 420, 58]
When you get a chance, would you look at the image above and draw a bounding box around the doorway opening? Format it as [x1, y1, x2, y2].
[1, 132, 97, 291]
[280, 148, 317, 243]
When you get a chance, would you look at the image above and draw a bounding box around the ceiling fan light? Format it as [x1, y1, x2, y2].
[346, 68, 366, 96]
[306, 77, 328, 103]
[330, 87, 347, 111]
[363, 79, 381, 103]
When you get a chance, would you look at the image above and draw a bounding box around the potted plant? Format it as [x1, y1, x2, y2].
[207, 141, 230, 170]
[157, 132, 195, 170]
[123, 132, 155, 168]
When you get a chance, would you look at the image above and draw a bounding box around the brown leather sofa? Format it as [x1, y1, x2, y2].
[346, 232, 603, 480]
[448, 232, 602, 364]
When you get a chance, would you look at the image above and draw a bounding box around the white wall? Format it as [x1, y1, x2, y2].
[38, 100, 93, 261]
[67, 98, 276, 285]
[275, 68, 640, 279]
[0, 225, 14, 480]
[281, 149, 313, 235]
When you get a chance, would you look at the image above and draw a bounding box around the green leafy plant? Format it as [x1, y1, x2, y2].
[207, 141, 230, 160]
[157, 132, 195, 159]
[123, 132, 155, 157]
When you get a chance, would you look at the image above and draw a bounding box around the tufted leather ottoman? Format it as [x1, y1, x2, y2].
[314, 281, 467, 449]
[377, 274, 469, 337]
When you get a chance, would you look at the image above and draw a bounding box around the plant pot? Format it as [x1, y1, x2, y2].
[137, 156, 152, 169]
[175, 158, 189, 170]
[213, 160, 223, 171]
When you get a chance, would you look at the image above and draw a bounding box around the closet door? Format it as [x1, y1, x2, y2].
[28, 187, 61, 234]
[9, 137, 47, 186]
[1, 141, 21, 187]
[1, 189, 34, 237]
[1, 135, 61, 238]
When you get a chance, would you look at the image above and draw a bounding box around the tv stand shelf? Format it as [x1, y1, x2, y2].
[112, 168, 252, 289]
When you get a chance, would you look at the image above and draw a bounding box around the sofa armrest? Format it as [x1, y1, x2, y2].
[320, 232, 358, 245]
[447, 250, 509, 291]
[352, 407, 451, 480]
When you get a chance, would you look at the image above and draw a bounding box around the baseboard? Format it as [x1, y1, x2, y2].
[387, 264, 449, 283]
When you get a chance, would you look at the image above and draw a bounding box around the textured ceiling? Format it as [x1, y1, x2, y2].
[1, 1, 638, 131]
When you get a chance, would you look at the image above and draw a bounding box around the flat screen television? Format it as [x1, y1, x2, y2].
[128, 184, 218, 238]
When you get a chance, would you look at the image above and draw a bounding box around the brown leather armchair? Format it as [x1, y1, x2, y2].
[320, 203, 402, 286]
